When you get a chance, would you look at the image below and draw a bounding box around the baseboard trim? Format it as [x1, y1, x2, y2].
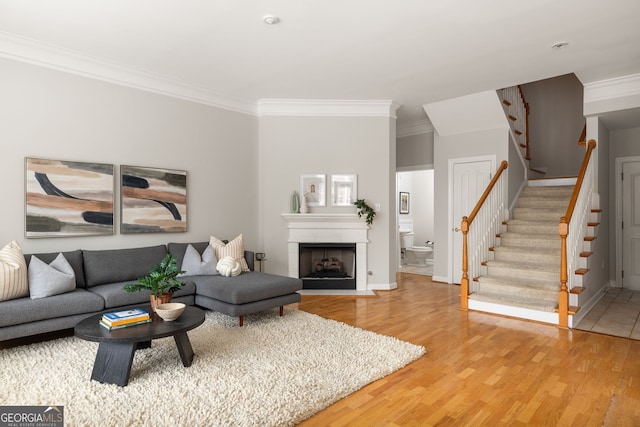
[468, 299, 559, 325]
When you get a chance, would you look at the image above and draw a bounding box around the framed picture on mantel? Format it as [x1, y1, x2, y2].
[330, 174, 357, 206]
[300, 174, 326, 207]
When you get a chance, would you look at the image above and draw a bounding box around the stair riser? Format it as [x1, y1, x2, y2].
[512, 210, 564, 221]
[485, 265, 558, 281]
[493, 251, 559, 264]
[506, 224, 558, 234]
[518, 199, 569, 208]
[477, 282, 557, 301]
[499, 236, 560, 249]
[522, 186, 574, 196]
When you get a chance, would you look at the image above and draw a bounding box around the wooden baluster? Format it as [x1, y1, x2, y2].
[558, 217, 569, 329]
[461, 216, 469, 311]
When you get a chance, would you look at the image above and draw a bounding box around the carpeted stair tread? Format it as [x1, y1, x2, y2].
[469, 291, 558, 312]
[512, 207, 566, 221]
[522, 185, 574, 196]
[492, 246, 559, 264]
[505, 220, 559, 234]
[483, 261, 558, 281]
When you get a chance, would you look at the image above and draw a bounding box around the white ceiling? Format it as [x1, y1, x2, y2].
[1, 0, 639, 126]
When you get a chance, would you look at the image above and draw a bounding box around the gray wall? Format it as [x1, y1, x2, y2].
[396, 131, 434, 168]
[0, 58, 259, 254]
[258, 115, 397, 288]
[521, 74, 585, 177]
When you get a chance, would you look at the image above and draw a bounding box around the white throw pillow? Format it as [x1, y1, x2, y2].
[178, 244, 219, 276]
[28, 253, 76, 299]
[210, 234, 250, 272]
[216, 256, 242, 277]
[0, 241, 29, 301]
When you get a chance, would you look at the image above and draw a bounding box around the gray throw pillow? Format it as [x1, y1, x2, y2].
[178, 244, 219, 276]
[28, 253, 76, 299]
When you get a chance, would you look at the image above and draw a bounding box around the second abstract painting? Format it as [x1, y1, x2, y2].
[120, 165, 187, 233]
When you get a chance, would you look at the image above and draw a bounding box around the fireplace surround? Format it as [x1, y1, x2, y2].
[282, 213, 369, 291]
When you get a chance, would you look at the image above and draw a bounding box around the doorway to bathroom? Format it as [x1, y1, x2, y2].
[397, 169, 434, 276]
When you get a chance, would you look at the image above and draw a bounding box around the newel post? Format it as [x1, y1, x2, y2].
[558, 217, 569, 329]
[460, 216, 469, 311]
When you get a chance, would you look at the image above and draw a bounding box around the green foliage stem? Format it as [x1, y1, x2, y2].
[354, 199, 376, 225]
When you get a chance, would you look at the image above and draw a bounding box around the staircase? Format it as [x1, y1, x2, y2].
[468, 183, 575, 321]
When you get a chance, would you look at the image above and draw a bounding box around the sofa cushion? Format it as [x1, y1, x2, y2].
[169, 241, 255, 271]
[0, 289, 104, 327]
[0, 241, 29, 302]
[188, 272, 302, 305]
[210, 235, 250, 272]
[88, 280, 196, 309]
[28, 254, 76, 299]
[179, 244, 218, 276]
[83, 245, 168, 287]
[25, 249, 86, 288]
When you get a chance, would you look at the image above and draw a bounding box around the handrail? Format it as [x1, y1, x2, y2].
[460, 160, 509, 310]
[517, 85, 531, 161]
[558, 139, 596, 328]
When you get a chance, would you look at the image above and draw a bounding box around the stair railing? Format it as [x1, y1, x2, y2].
[499, 86, 530, 160]
[460, 160, 509, 310]
[558, 139, 596, 328]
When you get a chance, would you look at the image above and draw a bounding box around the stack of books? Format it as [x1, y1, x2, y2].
[99, 308, 151, 330]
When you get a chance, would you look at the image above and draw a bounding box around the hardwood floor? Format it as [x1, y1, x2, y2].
[296, 273, 640, 426]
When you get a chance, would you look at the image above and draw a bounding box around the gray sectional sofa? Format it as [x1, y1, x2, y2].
[0, 242, 302, 342]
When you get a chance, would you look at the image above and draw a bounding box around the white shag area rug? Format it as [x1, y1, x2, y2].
[1, 309, 425, 426]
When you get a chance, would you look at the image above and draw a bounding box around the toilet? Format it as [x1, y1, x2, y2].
[399, 219, 433, 266]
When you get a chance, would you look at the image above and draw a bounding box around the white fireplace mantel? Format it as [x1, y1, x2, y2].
[282, 213, 369, 290]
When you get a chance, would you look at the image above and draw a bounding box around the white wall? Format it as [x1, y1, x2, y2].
[258, 115, 397, 289]
[0, 58, 259, 254]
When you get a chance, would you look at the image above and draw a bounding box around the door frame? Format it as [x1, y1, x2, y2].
[615, 156, 640, 288]
[447, 155, 496, 284]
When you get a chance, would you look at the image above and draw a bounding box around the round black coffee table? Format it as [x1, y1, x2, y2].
[74, 305, 205, 387]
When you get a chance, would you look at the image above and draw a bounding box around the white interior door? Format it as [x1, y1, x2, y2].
[450, 157, 493, 284]
[622, 161, 640, 290]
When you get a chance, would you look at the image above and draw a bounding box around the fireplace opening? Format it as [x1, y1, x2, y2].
[299, 243, 356, 289]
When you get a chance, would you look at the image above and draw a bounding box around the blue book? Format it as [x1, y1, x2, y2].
[103, 308, 148, 321]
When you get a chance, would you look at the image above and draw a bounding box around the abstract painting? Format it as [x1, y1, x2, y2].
[120, 165, 187, 233]
[25, 158, 114, 238]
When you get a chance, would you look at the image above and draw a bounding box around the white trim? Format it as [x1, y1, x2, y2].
[258, 99, 400, 118]
[397, 119, 434, 138]
[468, 299, 560, 325]
[583, 73, 640, 103]
[396, 163, 434, 172]
[0, 31, 257, 116]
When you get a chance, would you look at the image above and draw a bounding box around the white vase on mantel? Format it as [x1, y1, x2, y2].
[300, 195, 309, 214]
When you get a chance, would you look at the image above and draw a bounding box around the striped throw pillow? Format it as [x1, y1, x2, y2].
[210, 234, 250, 272]
[0, 241, 29, 301]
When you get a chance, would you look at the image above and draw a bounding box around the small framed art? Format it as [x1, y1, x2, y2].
[399, 192, 410, 214]
[300, 174, 326, 207]
[330, 174, 357, 206]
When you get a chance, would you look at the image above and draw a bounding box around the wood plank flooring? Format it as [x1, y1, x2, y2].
[296, 273, 640, 426]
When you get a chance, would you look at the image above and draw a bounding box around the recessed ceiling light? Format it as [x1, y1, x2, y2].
[263, 15, 280, 25]
[551, 41, 569, 50]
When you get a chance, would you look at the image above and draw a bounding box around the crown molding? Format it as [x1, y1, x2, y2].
[396, 119, 434, 138]
[583, 73, 640, 104]
[257, 99, 401, 118]
[0, 31, 257, 116]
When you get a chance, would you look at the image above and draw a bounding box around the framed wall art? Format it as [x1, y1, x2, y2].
[300, 174, 326, 207]
[399, 192, 410, 214]
[25, 157, 114, 238]
[121, 165, 187, 233]
[330, 174, 357, 206]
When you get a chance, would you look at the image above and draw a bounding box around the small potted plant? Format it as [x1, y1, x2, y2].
[122, 254, 185, 312]
[354, 199, 376, 225]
